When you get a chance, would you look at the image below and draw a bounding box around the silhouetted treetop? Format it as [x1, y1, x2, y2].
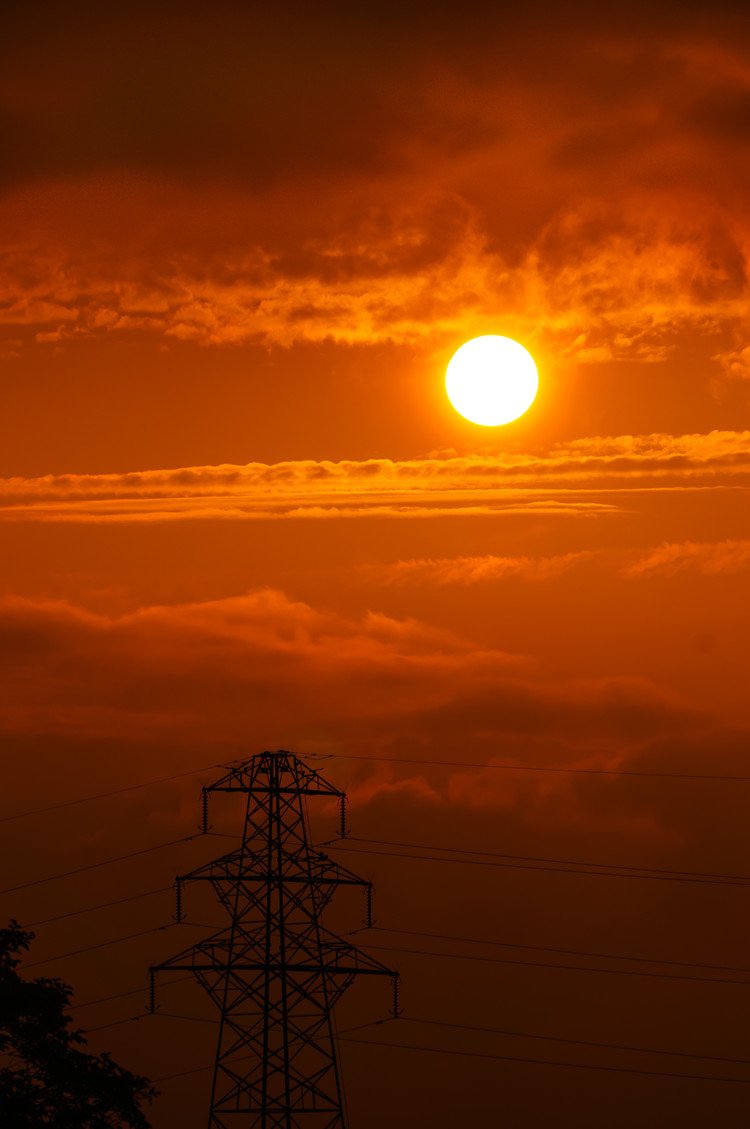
[0, 920, 156, 1128]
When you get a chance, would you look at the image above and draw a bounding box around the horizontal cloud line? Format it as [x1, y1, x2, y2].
[0, 499, 618, 524]
[0, 431, 748, 518]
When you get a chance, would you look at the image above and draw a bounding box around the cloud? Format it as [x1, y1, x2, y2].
[0, 501, 616, 525]
[624, 538, 750, 577]
[1, 189, 749, 358]
[4, 10, 750, 358]
[0, 590, 506, 742]
[0, 590, 703, 765]
[717, 343, 750, 380]
[380, 552, 594, 586]
[2, 584, 746, 886]
[0, 429, 747, 522]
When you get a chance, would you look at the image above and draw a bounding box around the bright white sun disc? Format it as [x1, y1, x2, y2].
[446, 335, 538, 426]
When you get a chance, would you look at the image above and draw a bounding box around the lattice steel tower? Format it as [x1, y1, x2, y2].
[150, 751, 398, 1129]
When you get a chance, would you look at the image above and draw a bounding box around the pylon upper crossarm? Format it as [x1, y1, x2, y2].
[205, 751, 346, 799]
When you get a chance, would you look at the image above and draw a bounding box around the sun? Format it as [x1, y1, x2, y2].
[446, 335, 538, 426]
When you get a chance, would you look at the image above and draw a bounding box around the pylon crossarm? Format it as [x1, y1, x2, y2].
[150, 930, 230, 976]
[177, 848, 259, 883]
[318, 933, 397, 977]
[206, 751, 345, 799]
[307, 854, 371, 888]
[178, 852, 369, 889]
[153, 934, 393, 978]
[162, 961, 390, 975]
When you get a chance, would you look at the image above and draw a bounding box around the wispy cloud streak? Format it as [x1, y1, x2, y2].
[0, 430, 747, 523]
[625, 538, 750, 577]
[382, 552, 594, 585]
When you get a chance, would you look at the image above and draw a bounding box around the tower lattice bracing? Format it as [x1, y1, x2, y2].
[151, 751, 397, 1129]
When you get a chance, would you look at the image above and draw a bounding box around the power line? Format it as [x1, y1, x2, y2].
[153, 1061, 215, 1083]
[142, 1009, 750, 1075]
[150, 1018, 397, 1083]
[141, 1020, 750, 1089]
[74, 974, 194, 1012]
[24, 924, 177, 970]
[11, 828, 740, 931]
[341, 1035, 750, 1086]
[55, 911, 750, 1001]
[63, 917, 750, 1004]
[28, 826, 735, 942]
[76, 986, 148, 1011]
[20, 858, 746, 1005]
[72, 916, 750, 1011]
[27, 885, 171, 927]
[367, 925, 750, 977]
[399, 1016, 750, 1067]
[357, 942, 750, 987]
[0, 833, 204, 896]
[25, 918, 218, 971]
[4, 747, 739, 838]
[153, 1012, 218, 1025]
[86, 1014, 151, 1034]
[343, 836, 750, 885]
[114, 1009, 750, 1089]
[328, 842, 750, 888]
[25, 871, 745, 990]
[89, 1011, 218, 1033]
[0, 759, 238, 826]
[315, 752, 750, 784]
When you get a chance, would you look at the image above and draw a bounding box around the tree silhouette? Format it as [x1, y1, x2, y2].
[0, 920, 156, 1128]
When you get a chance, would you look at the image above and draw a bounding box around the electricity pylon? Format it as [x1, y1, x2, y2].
[150, 750, 398, 1129]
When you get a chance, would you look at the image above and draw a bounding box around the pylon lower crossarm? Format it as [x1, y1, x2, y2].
[154, 961, 394, 975]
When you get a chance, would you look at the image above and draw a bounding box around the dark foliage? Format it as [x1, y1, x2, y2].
[0, 920, 156, 1128]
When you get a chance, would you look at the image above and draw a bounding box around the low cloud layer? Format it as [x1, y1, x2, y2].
[0, 589, 706, 760]
[0, 430, 747, 522]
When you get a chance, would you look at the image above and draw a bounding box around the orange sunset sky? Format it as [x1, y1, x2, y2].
[3, 2, 750, 1125]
